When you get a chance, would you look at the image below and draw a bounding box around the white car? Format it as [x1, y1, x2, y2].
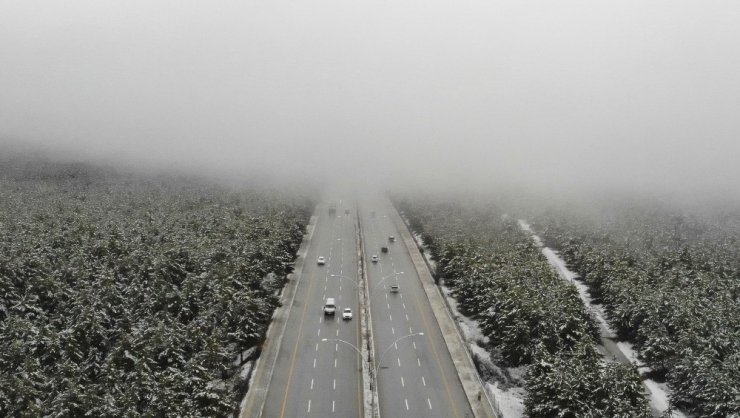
[342, 308, 353, 320]
[317, 256, 326, 265]
[371, 255, 378, 263]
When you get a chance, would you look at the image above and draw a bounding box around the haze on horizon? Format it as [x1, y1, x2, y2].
[1, 0, 739, 199]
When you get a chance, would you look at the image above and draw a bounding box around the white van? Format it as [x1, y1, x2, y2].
[324, 298, 336, 315]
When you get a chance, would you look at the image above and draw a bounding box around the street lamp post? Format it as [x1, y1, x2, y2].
[374, 332, 425, 376]
[321, 332, 426, 417]
[370, 272, 404, 295]
[329, 274, 360, 288]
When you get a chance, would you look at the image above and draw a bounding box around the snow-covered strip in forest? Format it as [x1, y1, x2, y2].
[518, 220, 617, 338]
[518, 219, 688, 418]
[618, 342, 687, 417]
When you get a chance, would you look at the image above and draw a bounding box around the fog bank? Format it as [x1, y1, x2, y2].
[2, 1, 739, 198]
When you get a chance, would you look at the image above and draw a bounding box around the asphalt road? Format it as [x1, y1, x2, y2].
[260, 195, 474, 418]
[262, 198, 363, 418]
[360, 197, 475, 418]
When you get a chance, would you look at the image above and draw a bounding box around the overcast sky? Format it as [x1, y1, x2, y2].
[1, 1, 739, 197]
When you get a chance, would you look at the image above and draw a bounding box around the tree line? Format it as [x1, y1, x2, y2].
[395, 197, 651, 418]
[0, 160, 312, 417]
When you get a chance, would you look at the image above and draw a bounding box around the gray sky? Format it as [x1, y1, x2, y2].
[1, 0, 739, 197]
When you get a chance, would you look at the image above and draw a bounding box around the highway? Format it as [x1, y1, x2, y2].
[360, 196, 475, 418]
[262, 198, 363, 418]
[258, 195, 474, 417]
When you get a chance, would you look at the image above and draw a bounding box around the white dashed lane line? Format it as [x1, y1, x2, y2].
[311, 378, 314, 389]
[401, 376, 405, 387]
[313, 358, 316, 368]
[405, 399, 409, 411]
[422, 376, 426, 386]
[307, 399, 311, 413]
[397, 357, 401, 367]
[417, 358, 421, 367]
[428, 398, 433, 409]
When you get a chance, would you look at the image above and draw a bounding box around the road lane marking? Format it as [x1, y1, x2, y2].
[411, 280, 463, 418]
[402, 303, 406, 310]
[335, 343, 338, 352]
[278, 249, 321, 418]
[334, 358, 337, 368]
[311, 378, 314, 389]
[409, 327, 413, 334]
[401, 376, 405, 387]
[387, 303, 390, 309]
[389, 314, 392, 321]
[406, 314, 409, 321]
[307, 400, 311, 413]
[313, 358, 316, 368]
[413, 341, 417, 350]
[391, 327, 395, 335]
[422, 376, 426, 386]
[333, 379, 336, 390]
[318, 329, 321, 336]
[316, 343, 319, 351]
[397, 357, 401, 367]
[417, 358, 421, 367]
[405, 399, 409, 410]
[332, 400, 336, 413]
[336, 329, 339, 336]
[428, 398, 433, 409]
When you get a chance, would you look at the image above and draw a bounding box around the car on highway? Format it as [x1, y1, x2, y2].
[317, 256, 326, 265]
[390, 285, 399, 293]
[388, 236, 395, 242]
[342, 308, 353, 320]
[324, 298, 336, 315]
[381, 246, 388, 253]
[371, 255, 378, 263]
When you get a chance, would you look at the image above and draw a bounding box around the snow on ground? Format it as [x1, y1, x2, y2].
[240, 360, 254, 379]
[488, 382, 526, 418]
[519, 219, 688, 418]
[439, 280, 526, 417]
[619, 342, 688, 418]
[440, 285, 488, 345]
